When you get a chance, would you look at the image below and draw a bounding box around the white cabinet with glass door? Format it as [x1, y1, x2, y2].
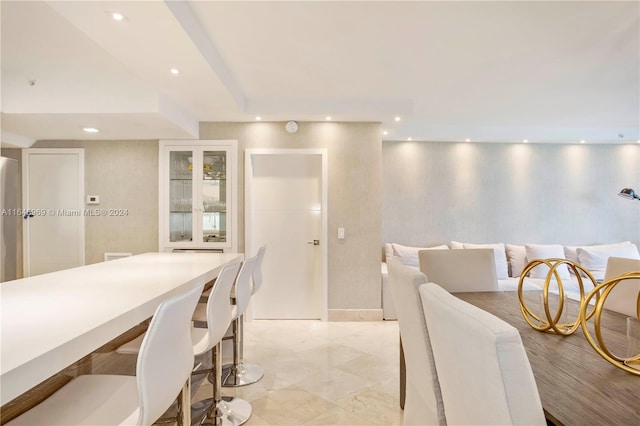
[159, 140, 237, 252]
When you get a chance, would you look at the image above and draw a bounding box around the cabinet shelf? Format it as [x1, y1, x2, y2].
[170, 210, 226, 214]
[170, 178, 228, 182]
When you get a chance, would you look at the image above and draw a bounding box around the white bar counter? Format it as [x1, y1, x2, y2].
[1, 252, 243, 405]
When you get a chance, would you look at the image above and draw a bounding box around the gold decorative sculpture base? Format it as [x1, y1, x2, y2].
[580, 272, 640, 376]
[518, 258, 598, 335]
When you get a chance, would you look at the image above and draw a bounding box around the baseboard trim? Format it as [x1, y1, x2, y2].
[327, 309, 384, 321]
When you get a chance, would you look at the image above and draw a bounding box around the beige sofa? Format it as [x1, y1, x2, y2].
[382, 241, 640, 320]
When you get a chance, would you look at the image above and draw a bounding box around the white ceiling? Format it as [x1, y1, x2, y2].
[1, 0, 638, 147]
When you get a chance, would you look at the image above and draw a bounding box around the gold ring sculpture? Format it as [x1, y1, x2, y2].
[518, 258, 598, 335]
[580, 272, 640, 376]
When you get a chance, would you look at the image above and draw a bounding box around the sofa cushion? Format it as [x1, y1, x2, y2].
[576, 243, 640, 281]
[391, 243, 449, 268]
[565, 242, 635, 277]
[524, 244, 570, 279]
[449, 241, 464, 249]
[506, 244, 527, 277]
[384, 243, 394, 261]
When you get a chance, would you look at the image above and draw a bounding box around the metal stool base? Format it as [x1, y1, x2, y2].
[220, 363, 264, 387]
[193, 397, 252, 425]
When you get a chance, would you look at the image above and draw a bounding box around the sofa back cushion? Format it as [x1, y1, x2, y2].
[391, 243, 449, 268]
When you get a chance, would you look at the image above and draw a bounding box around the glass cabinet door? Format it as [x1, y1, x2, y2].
[201, 150, 227, 244]
[160, 140, 236, 252]
[168, 150, 193, 242]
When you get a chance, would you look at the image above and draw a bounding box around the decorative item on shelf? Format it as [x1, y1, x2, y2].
[518, 258, 598, 335]
[185, 156, 218, 173]
[579, 272, 640, 376]
[618, 187, 640, 201]
[203, 199, 226, 213]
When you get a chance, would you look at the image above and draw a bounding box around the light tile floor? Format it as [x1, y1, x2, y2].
[94, 320, 403, 425]
[194, 320, 403, 426]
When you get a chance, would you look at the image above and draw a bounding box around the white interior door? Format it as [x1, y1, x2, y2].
[23, 149, 84, 276]
[246, 150, 327, 320]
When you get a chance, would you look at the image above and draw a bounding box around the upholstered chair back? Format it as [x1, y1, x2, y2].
[603, 257, 640, 317]
[136, 284, 203, 425]
[419, 249, 499, 292]
[387, 258, 446, 425]
[419, 283, 545, 426]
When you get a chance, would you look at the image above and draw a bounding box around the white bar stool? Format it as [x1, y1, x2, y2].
[117, 261, 253, 425]
[7, 283, 203, 426]
[191, 260, 253, 425]
[221, 245, 266, 387]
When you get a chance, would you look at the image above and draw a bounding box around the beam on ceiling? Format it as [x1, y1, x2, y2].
[165, 0, 246, 111]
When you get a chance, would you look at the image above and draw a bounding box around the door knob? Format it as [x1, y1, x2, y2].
[307, 240, 320, 246]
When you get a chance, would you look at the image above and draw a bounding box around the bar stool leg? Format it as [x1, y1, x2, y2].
[176, 388, 184, 426]
[195, 342, 252, 426]
[221, 315, 264, 387]
[178, 381, 191, 426]
[149, 374, 199, 425]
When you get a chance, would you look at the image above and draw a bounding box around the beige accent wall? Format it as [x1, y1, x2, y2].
[32, 140, 158, 264]
[199, 122, 382, 310]
[383, 141, 640, 248]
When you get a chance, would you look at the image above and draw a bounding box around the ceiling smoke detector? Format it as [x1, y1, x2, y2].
[285, 121, 299, 133]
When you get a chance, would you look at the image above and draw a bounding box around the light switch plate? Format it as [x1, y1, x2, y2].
[338, 227, 345, 239]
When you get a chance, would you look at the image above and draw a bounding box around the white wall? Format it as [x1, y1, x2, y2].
[383, 141, 640, 248]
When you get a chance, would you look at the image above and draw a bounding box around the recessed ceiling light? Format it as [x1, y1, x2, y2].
[637, 140, 640, 144]
[383, 130, 388, 136]
[325, 116, 332, 121]
[170, 68, 180, 75]
[407, 137, 412, 141]
[465, 138, 471, 142]
[255, 116, 262, 121]
[523, 139, 528, 143]
[82, 127, 99, 133]
[394, 116, 401, 122]
[580, 140, 586, 144]
[112, 12, 125, 21]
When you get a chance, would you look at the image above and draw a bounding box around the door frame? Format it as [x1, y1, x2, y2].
[245, 148, 328, 321]
[22, 148, 85, 277]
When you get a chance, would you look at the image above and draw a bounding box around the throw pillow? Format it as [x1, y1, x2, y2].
[524, 244, 570, 279]
[576, 243, 640, 281]
[392, 243, 449, 268]
[506, 244, 527, 277]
